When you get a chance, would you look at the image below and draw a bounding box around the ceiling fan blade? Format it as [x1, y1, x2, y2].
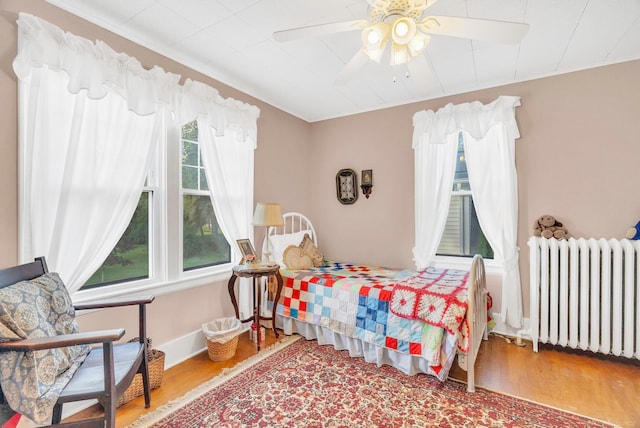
[407, 54, 438, 93]
[274, 20, 364, 42]
[421, 16, 529, 44]
[335, 50, 369, 85]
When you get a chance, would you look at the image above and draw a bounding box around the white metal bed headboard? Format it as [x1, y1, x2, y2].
[267, 212, 317, 245]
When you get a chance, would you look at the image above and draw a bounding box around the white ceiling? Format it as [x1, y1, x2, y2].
[46, 0, 640, 122]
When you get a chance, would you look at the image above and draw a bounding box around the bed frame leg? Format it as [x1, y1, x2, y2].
[467, 366, 475, 393]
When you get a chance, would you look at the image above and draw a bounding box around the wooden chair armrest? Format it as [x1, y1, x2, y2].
[0, 329, 125, 352]
[74, 295, 155, 311]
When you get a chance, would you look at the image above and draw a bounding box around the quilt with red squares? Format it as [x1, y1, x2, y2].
[389, 268, 470, 352]
[276, 261, 464, 380]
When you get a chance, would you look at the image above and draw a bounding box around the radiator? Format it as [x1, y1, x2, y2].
[528, 236, 640, 359]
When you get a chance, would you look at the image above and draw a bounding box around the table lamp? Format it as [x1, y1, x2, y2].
[252, 202, 284, 262]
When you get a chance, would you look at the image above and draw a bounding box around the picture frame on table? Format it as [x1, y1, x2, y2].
[236, 239, 257, 263]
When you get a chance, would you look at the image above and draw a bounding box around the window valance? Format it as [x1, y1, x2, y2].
[181, 79, 260, 146]
[412, 96, 521, 148]
[13, 13, 259, 142]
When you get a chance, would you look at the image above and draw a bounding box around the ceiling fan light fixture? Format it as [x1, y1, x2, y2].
[408, 32, 430, 56]
[390, 42, 409, 65]
[362, 23, 389, 63]
[362, 22, 389, 45]
[275, 0, 530, 86]
[391, 17, 416, 45]
[362, 23, 389, 49]
[364, 47, 385, 63]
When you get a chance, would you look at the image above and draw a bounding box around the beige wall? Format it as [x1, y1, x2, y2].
[2, 0, 640, 343]
[308, 60, 640, 317]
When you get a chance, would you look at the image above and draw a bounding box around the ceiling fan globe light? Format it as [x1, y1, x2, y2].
[362, 23, 389, 51]
[367, 30, 380, 44]
[409, 33, 430, 56]
[391, 17, 417, 45]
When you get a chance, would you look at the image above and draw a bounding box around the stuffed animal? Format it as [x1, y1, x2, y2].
[533, 215, 569, 240]
[626, 221, 640, 240]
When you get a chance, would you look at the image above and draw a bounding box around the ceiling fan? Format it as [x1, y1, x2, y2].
[273, 0, 529, 87]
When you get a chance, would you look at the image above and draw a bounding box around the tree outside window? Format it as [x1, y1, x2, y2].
[181, 121, 230, 270]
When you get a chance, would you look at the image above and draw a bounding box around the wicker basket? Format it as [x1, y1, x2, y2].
[206, 335, 239, 361]
[117, 347, 165, 407]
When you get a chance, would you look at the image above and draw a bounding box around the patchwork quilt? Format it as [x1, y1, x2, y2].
[276, 261, 467, 380]
[390, 268, 470, 352]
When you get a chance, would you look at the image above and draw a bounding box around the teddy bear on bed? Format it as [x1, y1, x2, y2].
[533, 215, 570, 240]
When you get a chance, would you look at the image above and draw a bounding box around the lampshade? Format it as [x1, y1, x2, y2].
[252, 203, 284, 227]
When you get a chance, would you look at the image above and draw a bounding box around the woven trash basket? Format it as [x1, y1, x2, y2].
[118, 339, 165, 407]
[202, 317, 241, 361]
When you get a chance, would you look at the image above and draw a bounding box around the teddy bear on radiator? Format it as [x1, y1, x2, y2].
[533, 215, 570, 240]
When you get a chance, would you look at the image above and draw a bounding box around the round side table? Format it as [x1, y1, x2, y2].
[227, 263, 283, 351]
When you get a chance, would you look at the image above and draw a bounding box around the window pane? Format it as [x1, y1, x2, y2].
[182, 140, 198, 166]
[182, 166, 198, 189]
[437, 195, 493, 258]
[181, 121, 208, 191]
[200, 169, 209, 191]
[83, 192, 150, 289]
[183, 194, 230, 270]
[182, 121, 198, 141]
[453, 133, 470, 191]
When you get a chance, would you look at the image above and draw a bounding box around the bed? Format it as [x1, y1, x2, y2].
[263, 212, 488, 392]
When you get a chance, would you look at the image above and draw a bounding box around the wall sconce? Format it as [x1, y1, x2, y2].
[361, 169, 373, 199]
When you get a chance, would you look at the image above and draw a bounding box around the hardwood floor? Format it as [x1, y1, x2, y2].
[70, 330, 640, 427]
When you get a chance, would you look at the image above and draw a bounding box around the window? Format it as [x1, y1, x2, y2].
[83, 192, 150, 289]
[16, 15, 259, 297]
[437, 133, 493, 259]
[181, 121, 231, 271]
[81, 121, 233, 291]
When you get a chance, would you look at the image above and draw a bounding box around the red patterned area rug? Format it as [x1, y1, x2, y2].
[128, 336, 611, 428]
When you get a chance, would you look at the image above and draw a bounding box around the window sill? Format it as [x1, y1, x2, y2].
[431, 256, 503, 276]
[72, 266, 234, 305]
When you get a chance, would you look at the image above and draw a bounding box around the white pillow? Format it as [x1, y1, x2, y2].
[267, 230, 312, 267]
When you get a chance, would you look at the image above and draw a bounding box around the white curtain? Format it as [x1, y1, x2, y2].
[14, 14, 261, 296]
[412, 96, 523, 328]
[14, 13, 176, 292]
[184, 80, 259, 321]
[197, 121, 255, 320]
[412, 127, 458, 269]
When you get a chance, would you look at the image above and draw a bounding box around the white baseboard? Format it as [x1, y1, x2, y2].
[156, 329, 208, 369]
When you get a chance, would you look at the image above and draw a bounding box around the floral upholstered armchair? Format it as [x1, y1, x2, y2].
[0, 257, 154, 427]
